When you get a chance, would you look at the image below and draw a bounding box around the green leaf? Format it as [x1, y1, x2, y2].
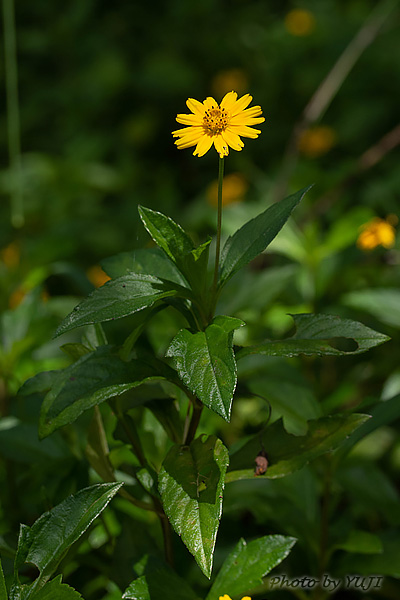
[138, 206, 194, 268]
[219, 186, 310, 286]
[14, 483, 122, 592]
[101, 247, 188, 287]
[122, 555, 198, 600]
[335, 530, 383, 555]
[54, 274, 182, 337]
[227, 414, 370, 481]
[335, 393, 400, 461]
[342, 288, 400, 328]
[30, 576, 83, 599]
[138, 206, 211, 297]
[60, 343, 91, 361]
[39, 346, 177, 438]
[335, 532, 400, 577]
[247, 369, 321, 436]
[166, 316, 244, 421]
[0, 417, 70, 463]
[0, 558, 7, 600]
[158, 434, 229, 579]
[236, 313, 390, 360]
[206, 535, 296, 599]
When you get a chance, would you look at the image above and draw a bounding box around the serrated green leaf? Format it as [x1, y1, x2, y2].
[158, 435, 229, 578]
[166, 316, 244, 421]
[206, 535, 296, 599]
[138, 206, 194, 267]
[29, 575, 83, 599]
[54, 274, 182, 337]
[39, 346, 177, 438]
[101, 247, 189, 287]
[227, 414, 370, 481]
[138, 206, 211, 298]
[14, 484, 122, 594]
[122, 555, 198, 600]
[219, 186, 310, 286]
[236, 313, 390, 360]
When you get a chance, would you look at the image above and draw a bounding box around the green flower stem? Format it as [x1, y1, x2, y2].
[210, 156, 225, 317]
[2, 0, 24, 227]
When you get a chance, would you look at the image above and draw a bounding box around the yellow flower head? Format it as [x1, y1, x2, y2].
[219, 596, 251, 600]
[211, 69, 249, 98]
[207, 173, 248, 207]
[298, 126, 336, 158]
[172, 91, 265, 158]
[285, 9, 316, 36]
[87, 265, 111, 288]
[1, 241, 20, 269]
[357, 217, 396, 251]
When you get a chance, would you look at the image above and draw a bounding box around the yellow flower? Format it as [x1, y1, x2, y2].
[172, 91, 265, 158]
[357, 217, 396, 250]
[207, 173, 248, 207]
[211, 69, 249, 98]
[1, 241, 20, 269]
[298, 126, 336, 157]
[285, 9, 316, 36]
[87, 265, 111, 288]
[219, 596, 251, 600]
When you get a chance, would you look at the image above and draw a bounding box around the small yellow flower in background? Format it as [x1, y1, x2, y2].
[207, 173, 249, 207]
[298, 126, 336, 158]
[172, 91, 265, 158]
[211, 69, 249, 98]
[357, 217, 397, 250]
[1, 241, 20, 269]
[285, 9, 316, 36]
[87, 265, 111, 288]
[219, 595, 251, 600]
[9, 286, 27, 309]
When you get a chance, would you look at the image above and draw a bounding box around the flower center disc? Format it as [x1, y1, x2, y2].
[203, 107, 229, 134]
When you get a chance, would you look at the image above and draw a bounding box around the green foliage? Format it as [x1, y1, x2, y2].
[206, 536, 296, 598]
[8, 484, 121, 599]
[219, 186, 311, 286]
[236, 313, 390, 359]
[159, 435, 229, 578]
[166, 316, 244, 420]
[122, 557, 198, 600]
[2, 3, 399, 595]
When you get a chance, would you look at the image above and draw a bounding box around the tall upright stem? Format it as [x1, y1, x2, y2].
[3, 0, 24, 227]
[210, 156, 224, 315]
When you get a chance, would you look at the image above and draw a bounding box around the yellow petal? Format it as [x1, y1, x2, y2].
[231, 93, 253, 115]
[230, 115, 265, 126]
[193, 134, 213, 157]
[203, 96, 219, 110]
[176, 113, 203, 125]
[221, 129, 244, 151]
[213, 134, 229, 157]
[186, 98, 205, 115]
[220, 91, 238, 110]
[230, 124, 261, 138]
[172, 125, 203, 137]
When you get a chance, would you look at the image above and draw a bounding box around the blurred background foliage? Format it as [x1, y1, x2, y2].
[1, 0, 400, 598]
